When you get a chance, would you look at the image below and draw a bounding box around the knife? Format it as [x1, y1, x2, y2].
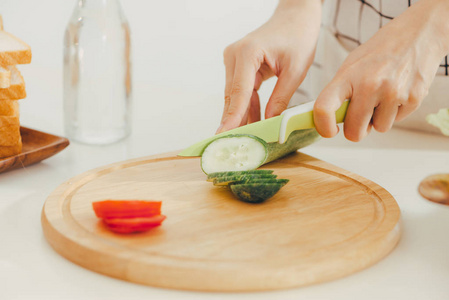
[178, 100, 349, 157]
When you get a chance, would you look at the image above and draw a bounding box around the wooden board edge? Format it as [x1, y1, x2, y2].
[40, 150, 402, 291]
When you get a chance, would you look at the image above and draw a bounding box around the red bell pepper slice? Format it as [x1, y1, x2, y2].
[92, 200, 161, 219]
[102, 215, 167, 234]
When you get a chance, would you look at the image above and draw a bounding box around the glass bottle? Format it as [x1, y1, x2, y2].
[64, 0, 131, 145]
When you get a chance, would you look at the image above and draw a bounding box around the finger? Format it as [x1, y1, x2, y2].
[240, 89, 262, 126]
[396, 105, 413, 122]
[265, 68, 304, 119]
[254, 69, 264, 91]
[240, 105, 250, 126]
[246, 71, 262, 124]
[219, 55, 236, 128]
[395, 98, 421, 122]
[218, 54, 259, 133]
[343, 94, 375, 142]
[372, 101, 399, 133]
[314, 80, 352, 138]
[248, 89, 261, 124]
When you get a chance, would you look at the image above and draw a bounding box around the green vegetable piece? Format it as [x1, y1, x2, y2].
[264, 129, 320, 163]
[201, 129, 320, 174]
[201, 135, 268, 174]
[229, 183, 285, 203]
[426, 108, 449, 136]
[207, 170, 274, 182]
[235, 178, 289, 186]
[213, 174, 277, 186]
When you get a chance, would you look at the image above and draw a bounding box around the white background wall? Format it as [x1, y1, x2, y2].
[1, 0, 279, 139]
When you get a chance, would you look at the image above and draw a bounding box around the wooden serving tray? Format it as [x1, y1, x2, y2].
[41, 151, 401, 292]
[0, 127, 69, 174]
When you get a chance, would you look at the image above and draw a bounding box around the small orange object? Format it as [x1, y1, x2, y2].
[92, 200, 166, 234]
[92, 200, 161, 218]
[102, 215, 167, 234]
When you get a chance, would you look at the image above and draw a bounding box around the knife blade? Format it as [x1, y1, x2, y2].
[178, 100, 349, 157]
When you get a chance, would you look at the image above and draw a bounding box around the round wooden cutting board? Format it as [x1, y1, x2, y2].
[41, 151, 401, 292]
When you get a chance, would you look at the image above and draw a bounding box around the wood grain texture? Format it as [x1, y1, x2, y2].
[41, 151, 401, 292]
[0, 127, 69, 173]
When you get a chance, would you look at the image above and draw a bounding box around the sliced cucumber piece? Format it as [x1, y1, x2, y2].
[230, 183, 284, 203]
[213, 174, 277, 186]
[201, 135, 267, 175]
[206, 168, 289, 203]
[207, 170, 274, 182]
[201, 129, 319, 174]
[233, 178, 289, 186]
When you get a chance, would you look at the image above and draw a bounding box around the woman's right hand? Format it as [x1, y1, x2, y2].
[217, 0, 322, 134]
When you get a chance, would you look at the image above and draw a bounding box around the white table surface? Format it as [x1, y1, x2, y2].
[1, 1, 449, 299]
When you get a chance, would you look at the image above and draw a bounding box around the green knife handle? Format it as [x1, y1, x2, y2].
[280, 100, 349, 144]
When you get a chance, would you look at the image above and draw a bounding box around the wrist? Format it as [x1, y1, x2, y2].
[268, 0, 322, 32]
[276, 0, 322, 11]
[429, 0, 449, 56]
[410, 0, 449, 57]
[272, 0, 322, 22]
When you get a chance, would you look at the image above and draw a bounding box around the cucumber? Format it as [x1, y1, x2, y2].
[229, 183, 285, 203]
[201, 129, 320, 174]
[213, 174, 277, 186]
[206, 169, 289, 203]
[264, 129, 320, 164]
[236, 178, 289, 186]
[201, 135, 267, 175]
[207, 170, 274, 182]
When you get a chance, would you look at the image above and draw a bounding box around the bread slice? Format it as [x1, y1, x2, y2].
[0, 66, 11, 88]
[0, 30, 31, 65]
[0, 17, 30, 88]
[0, 66, 25, 100]
[0, 16, 11, 88]
[0, 115, 20, 146]
[0, 114, 19, 126]
[0, 100, 19, 116]
[0, 136, 22, 159]
[0, 124, 20, 146]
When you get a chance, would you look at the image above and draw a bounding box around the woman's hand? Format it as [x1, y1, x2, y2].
[217, 0, 322, 134]
[314, 0, 449, 141]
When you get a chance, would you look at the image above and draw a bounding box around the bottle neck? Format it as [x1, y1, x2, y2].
[73, 0, 127, 22]
[78, 0, 121, 10]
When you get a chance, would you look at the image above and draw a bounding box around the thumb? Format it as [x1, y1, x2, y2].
[265, 69, 304, 119]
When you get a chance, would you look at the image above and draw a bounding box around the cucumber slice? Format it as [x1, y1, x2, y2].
[201, 135, 267, 175]
[207, 170, 274, 182]
[213, 174, 277, 186]
[230, 183, 284, 203]
[201, 129, 319, 174]
[234, 178, 289, 186]
[206, 169, 289, 203]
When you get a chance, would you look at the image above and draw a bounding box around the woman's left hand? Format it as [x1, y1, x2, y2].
[314, 0, 449, 141]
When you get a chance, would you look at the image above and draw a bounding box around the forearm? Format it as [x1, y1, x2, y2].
[272, 0, 322, 22]
[425, 0, 449, 56]
[276, 0, 322, 11]
[402, 0, 449, 57]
